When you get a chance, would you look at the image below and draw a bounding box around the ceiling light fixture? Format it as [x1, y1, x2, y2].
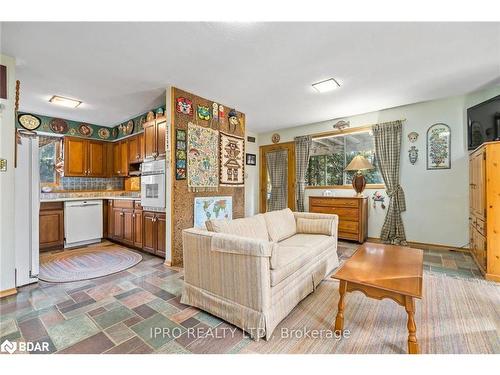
[49, 95, 82, 108]
[312, 78, 340, 93]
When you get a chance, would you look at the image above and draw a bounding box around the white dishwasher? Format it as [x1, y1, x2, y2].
[64, 200, 103, 248]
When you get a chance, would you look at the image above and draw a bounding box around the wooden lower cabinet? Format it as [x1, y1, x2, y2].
[39, 202, 64, 251]
[142, 211, 166, 257]
[122, 209, 135, 246]
[134, 210, 143, 248]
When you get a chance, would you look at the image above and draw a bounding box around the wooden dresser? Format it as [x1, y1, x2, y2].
[469, 141, 500, 282]
[309, 196, 368, 243]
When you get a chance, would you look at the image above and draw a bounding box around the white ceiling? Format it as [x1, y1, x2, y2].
[1, 22, 499, 131]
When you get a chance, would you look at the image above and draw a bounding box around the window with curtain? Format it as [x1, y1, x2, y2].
[306, 129, 383, 187]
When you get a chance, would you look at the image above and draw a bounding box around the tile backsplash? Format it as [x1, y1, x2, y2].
[51, 177, 124, 191]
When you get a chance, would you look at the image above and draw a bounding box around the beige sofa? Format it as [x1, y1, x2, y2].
[181, 208, 339, 340]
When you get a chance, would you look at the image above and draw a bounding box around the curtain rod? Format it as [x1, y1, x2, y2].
[312, 118, 406, 140]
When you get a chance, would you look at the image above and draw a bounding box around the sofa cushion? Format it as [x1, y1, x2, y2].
[206, 214, 269, 241]
[270, 234, 335, 286]
[264, 208, 297, 242]
[296, 217, 335, 236]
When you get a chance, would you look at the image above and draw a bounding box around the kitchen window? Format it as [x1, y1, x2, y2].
[306, 128, 384, 188]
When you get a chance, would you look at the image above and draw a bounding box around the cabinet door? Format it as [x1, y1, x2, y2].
[128, 135, 139, 163]
[137, 133, 144, 162]
[87, 140, 106, 177]
[113, 142, 122, 176]
[143, 121, 156, 160]
[39, 209, 64, 250]
[156, 213, 166, 258]
[103, 200, 108, 238]
[112, 208, 124, 239]
[106, 200, 114, 239]
[156, 119, 167, 160]
[142, 212, 156, 254]
[120, 140, 129, 176]
[122, 209, 135, 246]
[134, 210, 143, 248]
[64, 137, 87, 176]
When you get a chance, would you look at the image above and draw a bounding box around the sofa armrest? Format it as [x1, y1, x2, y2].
[293, 212, 339, 237]
[183, 228, 272, 257]
[182, 228, 272, 312]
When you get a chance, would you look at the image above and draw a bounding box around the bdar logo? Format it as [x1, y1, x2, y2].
[1, 339, 17, 354]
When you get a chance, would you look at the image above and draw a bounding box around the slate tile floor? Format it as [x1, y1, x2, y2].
[0, 241, 482, 354]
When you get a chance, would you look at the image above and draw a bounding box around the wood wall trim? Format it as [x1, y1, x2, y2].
[367, 237, 469, 253]
[0, 288, 17, 299]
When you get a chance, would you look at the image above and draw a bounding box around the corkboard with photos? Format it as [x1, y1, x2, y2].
[171, 87, 246, 266]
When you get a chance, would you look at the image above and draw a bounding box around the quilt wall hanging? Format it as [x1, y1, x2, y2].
[219, 132, 245, 186]
[187, 122, 219, 192]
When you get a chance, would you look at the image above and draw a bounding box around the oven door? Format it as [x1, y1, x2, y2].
[141, 173, 165, 208]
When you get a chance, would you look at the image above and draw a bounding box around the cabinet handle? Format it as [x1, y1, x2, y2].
[136, 154, 140, 159]
[120, 212, 124, 216]
[132, 213, 135, 218]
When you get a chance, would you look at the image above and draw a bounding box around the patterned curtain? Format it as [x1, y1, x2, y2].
[266, 150, 288, 212]
[373, 120, 407, 245]
[295, 135, 312, 212]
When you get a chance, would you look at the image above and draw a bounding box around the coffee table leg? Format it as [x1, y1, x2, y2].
[404, 296, 420, 354]
[334, 280, 347, 332]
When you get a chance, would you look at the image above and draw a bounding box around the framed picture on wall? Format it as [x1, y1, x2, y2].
[426, 123, 451, 170]
[245, 153, 256, 166]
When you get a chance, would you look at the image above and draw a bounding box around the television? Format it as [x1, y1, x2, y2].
[467, 95, 500, 150]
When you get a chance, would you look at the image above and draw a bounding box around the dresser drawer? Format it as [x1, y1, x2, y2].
[339, 231, 359, 241]
[309, 197, 359, 208]
[310, 206, 359, 221]
[339, 220, 359, 234]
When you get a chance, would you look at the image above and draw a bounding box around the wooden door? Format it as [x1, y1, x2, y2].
[112, 208, 124, 239]
[64, 137, 87, 176]
[122, 209, 134, 246]
[259, 142, 296, 213]
[137, 133, 144, 162]
[134, 210, 143, 248]
[143, 121, 156, 160]
[87, 140, 106, 177]
[156, 213, 166, 257]
[142, 212, 156, 254]
[156, 118, 167, 160]
[106, 200, 114, 239]
[39, 209, 64, 250]
[120, 140, 129, 176]
[105, 142, 114, 177]
[103, 200, 108, 238]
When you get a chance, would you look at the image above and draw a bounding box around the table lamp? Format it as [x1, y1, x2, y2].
[345, 155, 375, 197]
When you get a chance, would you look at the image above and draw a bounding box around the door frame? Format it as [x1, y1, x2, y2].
[259, 142, 296, 213]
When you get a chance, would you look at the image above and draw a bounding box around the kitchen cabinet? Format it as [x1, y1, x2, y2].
[113, 140, 129, 176]
[122, 208, 135, 246]
[39, 202, 64, 251]
[142, 211, 166, 257]
[143, 116, 167, 161]
[64, 137, 106, 177]
[108, 200, 143, 250]
[128, 133, 144, 164]
[134, 207, 143, 249]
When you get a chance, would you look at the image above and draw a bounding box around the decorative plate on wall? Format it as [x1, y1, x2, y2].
[272, 133, 281, 144]
[78, 123, 94, 137]
[49, 118, 69, 134]
[146, 111, 155, 122]
[98, 128, 110, 140]
[18, 113, 41, 131]
[139, 116, 146, 128]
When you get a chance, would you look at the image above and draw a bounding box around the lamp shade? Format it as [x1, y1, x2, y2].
[345, 155, 375, 171]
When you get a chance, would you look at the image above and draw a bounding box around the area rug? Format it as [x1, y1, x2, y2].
[39, 246, 142, 283]
[242, 273, 500, 354]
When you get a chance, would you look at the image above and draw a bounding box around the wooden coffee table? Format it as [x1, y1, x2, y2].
[332, 242, 423, 354]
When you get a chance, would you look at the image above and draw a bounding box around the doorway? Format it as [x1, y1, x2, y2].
[259, 142, 296, 213]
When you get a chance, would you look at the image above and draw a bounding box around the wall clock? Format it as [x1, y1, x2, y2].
[18, 113, 41, 131]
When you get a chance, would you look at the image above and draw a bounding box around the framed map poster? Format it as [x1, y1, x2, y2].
[194, 196, 233, 229]
[426, 123, 451, 170]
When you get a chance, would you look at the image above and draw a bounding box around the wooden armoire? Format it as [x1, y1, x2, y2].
[469, 141, 500, 282]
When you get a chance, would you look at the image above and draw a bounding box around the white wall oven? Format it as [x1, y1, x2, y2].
[141, 159, 166, 209]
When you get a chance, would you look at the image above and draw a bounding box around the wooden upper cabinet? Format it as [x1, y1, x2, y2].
[87, 140, 106, 177]
[143, 121, 157, 161]
[156, 118, 167, 160]
[120, 140, 129, 176]
[143, 117, 167, 161]
[128, 134, 144, 163]
[64, 137, 87, 176]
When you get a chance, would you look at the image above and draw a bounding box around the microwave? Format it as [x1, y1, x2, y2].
[141, 160, 166, 209]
